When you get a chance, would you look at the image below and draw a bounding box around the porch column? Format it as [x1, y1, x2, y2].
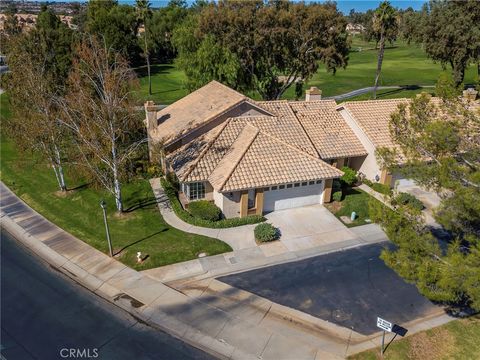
[380, 168, 393, 187]
[323, 179, 333, 203]
[240, 190, 248, 217]
[255, 189, 264, 216]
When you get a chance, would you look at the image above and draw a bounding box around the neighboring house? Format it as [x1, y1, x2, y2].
[336, 99, 408, 186]
[145, 81, 478, 218]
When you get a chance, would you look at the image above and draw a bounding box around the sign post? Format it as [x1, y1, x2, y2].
[376, 317, 393, 357]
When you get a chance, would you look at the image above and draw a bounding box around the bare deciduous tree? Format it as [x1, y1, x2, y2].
[60, 37, 146, 212]
[5, 37, 68, 191]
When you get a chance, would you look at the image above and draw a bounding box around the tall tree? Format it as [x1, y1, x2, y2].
[372, 1, 398, 99]
[135, 0, 152, 95]
[60, 37, 146, 212]
[3, 6, 74, 191]
[372, 92, 480, 310]
[148, 0, 188, 62]
[420, 0, 480, 86]
[173, 0, 349, 100]
[85, 0, 141, 64]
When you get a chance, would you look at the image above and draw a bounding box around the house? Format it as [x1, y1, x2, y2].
[145, 81, 471, 218]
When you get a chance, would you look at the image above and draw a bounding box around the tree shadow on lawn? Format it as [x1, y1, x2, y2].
[114, 228, 169, 256]
[134, 64, 176, 78]
[123, 196, 160, 212]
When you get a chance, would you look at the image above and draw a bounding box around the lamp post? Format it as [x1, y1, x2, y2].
[100, 199, 113, 257]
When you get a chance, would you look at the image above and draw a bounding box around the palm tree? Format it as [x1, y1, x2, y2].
[372, 1, 398, 99]
[136, 0, 153, 95]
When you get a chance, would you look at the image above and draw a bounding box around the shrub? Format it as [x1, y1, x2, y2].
[340, 166, 357, 187]
[160, 178, 265, 228]
[254, 223, 279, 242]
[332, 191, 342, 202]
[393, 192, 424, 210]
[188, 200, 222, 221]
[333, 179, 342, 192]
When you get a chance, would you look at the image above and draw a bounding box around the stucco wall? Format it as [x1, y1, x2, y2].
[214, 190, 242, 218]
[338, 109, 381, 181]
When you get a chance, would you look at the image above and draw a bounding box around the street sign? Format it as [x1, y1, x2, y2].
[377, 317, 393, 332]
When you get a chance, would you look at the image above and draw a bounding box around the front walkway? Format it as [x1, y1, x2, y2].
[147, 178, 388, 282]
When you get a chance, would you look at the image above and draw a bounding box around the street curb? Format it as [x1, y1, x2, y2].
[1, 210, 252, 360]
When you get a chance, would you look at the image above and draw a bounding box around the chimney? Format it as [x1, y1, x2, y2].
[305, 86, 322, 101]
[144, 100, 158, 131]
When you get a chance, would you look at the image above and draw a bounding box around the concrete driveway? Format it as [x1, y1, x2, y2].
[266, 204, 357, 252]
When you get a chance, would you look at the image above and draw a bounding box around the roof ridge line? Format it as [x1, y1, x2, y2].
[286, 102, 323, 159]
[258, 129, 341, 175]
[180, 119, 232, 182]
[216, 124, 260, 192]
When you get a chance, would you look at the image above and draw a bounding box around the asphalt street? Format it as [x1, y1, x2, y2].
[219, 242, 440, 335]
[0, 229, 214, 360]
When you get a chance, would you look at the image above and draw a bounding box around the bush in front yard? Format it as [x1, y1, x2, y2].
[340, 166, 357, 187]
[332, 191, 342, 202]
[393, 192, 424, 210]
[254, 223, 279, 242]
[188, 200, 222, 221]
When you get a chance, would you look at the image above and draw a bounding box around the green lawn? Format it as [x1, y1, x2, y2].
[325, 187, 377, 227]
[0, 94, 232, 270]
[349, 316, 480, 360]
[137, 38, 477, 104]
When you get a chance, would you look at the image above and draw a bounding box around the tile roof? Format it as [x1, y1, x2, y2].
[289, 100, 367, 159]
[149, 81, 247, 145]
[220, 131, 343, 192]
[339, 99, 408, 148]
[180, 118, 342, 192]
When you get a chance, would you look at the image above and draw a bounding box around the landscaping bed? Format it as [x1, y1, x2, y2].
[325, 187, 380, 227]
[160, 178, 265, 228]
[0, 94, 232, 270]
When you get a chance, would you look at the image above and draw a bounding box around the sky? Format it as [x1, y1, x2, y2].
[44, 0, 429, 14]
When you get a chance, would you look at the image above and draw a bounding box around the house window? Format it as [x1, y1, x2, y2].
[271, 186, 278, 190]
[316, 180, 322, 184]
[294, 183, 300, 187]
[279, 184, 285, 189]
[185, 182, 205, 200]
[301, 182, 307, 186]
[309, 181, 315, 185]
[287, 184, 293, 188]
[263, 187, 270, 192]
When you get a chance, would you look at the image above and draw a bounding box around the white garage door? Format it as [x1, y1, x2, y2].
[263, 182, 324, 212]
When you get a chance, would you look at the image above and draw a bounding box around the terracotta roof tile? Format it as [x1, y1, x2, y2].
[150, 81, 246, 145]
[340, 99, 408, 148]
[221, 131, 343, 192]
[289, 100, 367, 159]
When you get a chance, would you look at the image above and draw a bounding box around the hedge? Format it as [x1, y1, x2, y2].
[188, 200, 222, 221]
[160, 178, 265, 228]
